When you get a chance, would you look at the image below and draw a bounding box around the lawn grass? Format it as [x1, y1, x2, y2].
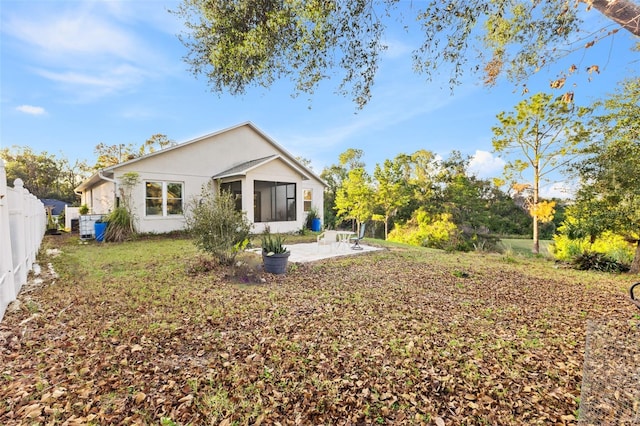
[499, 238, 552, 257]
[1, 233, 637, 425]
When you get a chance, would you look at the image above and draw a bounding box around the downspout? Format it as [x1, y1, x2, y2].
[98, 170, 118, 210]
[98, 169, 116, 184]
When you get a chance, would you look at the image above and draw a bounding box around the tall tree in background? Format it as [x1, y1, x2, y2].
[335, 168, 374, 236]
[373, 158, 410, 239]
[140, 134, 175, 156]
[172, 0, 639, 108]
[437, 152, 492, 234]
[320, 148, 365, 228]
[94, 134, 175, 169]
[492, 93, 588, 253]
[571, 77, 640, 272]
[394, 150, 439, 219]
[0, 147, 90, 203]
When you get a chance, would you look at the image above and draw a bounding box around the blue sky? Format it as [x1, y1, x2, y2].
[1, 0, 637, 197]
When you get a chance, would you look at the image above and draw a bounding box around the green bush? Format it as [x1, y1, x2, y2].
[304, 206, 319, 230]
[388, 210, 461, 250]
[185, 189, 251, 265]
[551, 231, 634, 265]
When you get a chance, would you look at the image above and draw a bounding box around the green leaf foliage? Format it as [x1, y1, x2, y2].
[373, 158, 411, 239]
[172, 0, 640, 107]
[171, 0, 639, 108]
[492, 92, 588, 253]
[261, 233, 288, 255]
[185, 188, 252, 265]
[334, 167, 374, 231]
[571, 251, 630, 273]
[569, 77, 640, 272]
[388, 210, 461, 251]
[1, 146, 90, 203]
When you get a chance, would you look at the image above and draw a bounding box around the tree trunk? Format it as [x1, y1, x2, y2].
[630, 240, 640, 274]
[384, 218, 388, 240]
[586, 0, 640, 37]
[532, 163, 540, 255]
[532, 216, 540, 254]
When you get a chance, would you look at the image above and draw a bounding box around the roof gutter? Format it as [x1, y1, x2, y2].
[98, 170, 116, 183]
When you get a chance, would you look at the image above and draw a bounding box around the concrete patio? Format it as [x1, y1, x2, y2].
[288, 242, 382, 263]
[251, 242, 383, 263]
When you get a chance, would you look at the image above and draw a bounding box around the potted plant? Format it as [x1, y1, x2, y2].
[261, 233, 290, 274]
[305, 207, 321, 232]
[79, 204, 89, 215]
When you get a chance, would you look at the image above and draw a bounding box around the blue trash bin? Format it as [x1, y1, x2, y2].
[94, 222, 108, 242]
[311, 218, 321, 232]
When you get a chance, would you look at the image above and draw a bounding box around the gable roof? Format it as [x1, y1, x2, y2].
[76, 122, 326, 191]
[213, 154, 313, 181]
[40, 198, 69, 216]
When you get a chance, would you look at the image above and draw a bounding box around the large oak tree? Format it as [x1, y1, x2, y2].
[173, 0, 639, 108]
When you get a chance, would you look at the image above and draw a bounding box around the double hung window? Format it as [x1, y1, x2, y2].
[303, 189, 312, 212]
[145, 181, 183, 216]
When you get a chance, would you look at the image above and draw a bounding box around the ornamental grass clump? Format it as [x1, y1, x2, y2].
[185, 189, 251, 265]
[104, 206, 134, 242]
[104, 172, 139, 242]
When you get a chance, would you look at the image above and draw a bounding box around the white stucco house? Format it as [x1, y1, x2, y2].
[75, 122, 325, 234]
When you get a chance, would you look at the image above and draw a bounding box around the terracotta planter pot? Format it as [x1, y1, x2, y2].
[262, 251, 290, 274]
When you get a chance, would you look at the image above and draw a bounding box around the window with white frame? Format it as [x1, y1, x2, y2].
[145, 181, 183, 216]
[303, 189, 312, 212]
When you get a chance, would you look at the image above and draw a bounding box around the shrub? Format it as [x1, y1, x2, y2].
[104, 206, 134, 242]
[551, 231, 634, 265]
[572, 251, 630, 273]
[388, 210, 460, 250]
[185, 189, 251, 265]
[304, 206, 319, 230]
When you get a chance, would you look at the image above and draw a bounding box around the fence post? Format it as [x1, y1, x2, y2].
[12, 178, 27, 296]
[0, 160, 15, 320]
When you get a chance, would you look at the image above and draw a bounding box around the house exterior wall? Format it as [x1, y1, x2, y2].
[245, 158, 305, 234]
[79, 124, 325, 235]
[302, 180, 325, 226]
[112, 169, 210, 234]
[83, 180, 115, 215]
[121, 126, 278, 176]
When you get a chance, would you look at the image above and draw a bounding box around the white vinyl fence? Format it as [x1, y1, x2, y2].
[0, 159, 46, 322]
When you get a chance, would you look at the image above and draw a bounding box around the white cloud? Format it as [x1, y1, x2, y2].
[540, 181, 576, 199]
[16, 105, 46, 115]
[5, 11, 140, 63]
[381, 38, 413, 59]
[468, 150, 505, 178]
[35, 64, 150, 96]
[2, 2, 173, 101]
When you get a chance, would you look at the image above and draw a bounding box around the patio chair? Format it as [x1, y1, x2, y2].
[317, 230, 338, 252]
[350, 223, 366, 250]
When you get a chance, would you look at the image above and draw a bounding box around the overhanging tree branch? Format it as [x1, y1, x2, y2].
[586, 0, 640, 36]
